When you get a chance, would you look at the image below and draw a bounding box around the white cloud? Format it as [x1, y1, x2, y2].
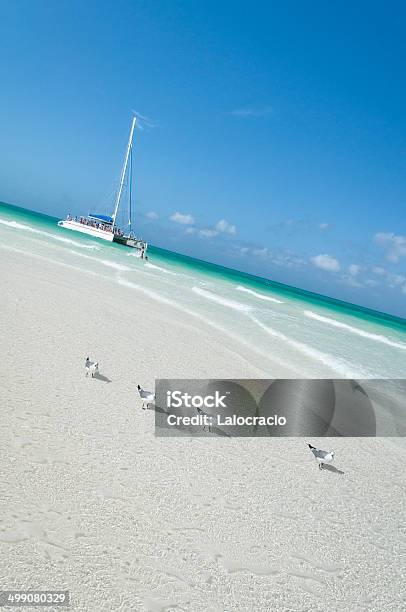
[271, 253, 305, 268]
[145, 211, 158, 220]
[310, 254, 340, 272]
[366, 266, 406, 294]
[232, 244, 305, 268]
[319, 222, 329, 230]
[199, 229, 218, 238]
[239, 246, 250, 255]
[184, 227, 195, 235]
[215, 219, 236, 235]
[230, 106, 273, 118]
[348, 264, 361, 276]
[372, 266, 386, 275]
[341, 275, 364, 288]
[374, 232, 406, 262]
[233, 246, 251, 256]
[252, 247, 269, 258]
[131, 110, 157, 131]
[170, 211, 195, 225]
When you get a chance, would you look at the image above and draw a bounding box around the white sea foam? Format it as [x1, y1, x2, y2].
[100, 259, 131, 271]
[0, 218, 100, 250]
[192, 287, 252, 312]
[126, 256, 178, 276]
[236, 285, 284, 303]
[304, 310, 406, 351]
[145, 262, 177, 275]
[118, 278, 179, 308]
[249, 315, 372, 378]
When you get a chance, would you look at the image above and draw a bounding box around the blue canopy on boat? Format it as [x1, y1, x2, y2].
[88, 214, 113, 224]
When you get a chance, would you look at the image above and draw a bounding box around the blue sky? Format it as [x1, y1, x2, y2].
[0, 1, 405, 316]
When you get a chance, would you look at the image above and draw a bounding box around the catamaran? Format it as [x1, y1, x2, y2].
[58, 117, 148, 253]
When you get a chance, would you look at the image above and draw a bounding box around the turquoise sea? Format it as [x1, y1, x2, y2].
[1, 201, 405, 379]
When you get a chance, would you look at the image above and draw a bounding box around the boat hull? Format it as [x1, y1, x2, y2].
[58, 220, 114, 242]
[113, 234, 147, 250]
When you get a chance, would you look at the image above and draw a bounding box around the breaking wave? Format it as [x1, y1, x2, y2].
[304, 310, 406, 351]
[236, 285, 284, 303]
[192, 287, 252, 312]
[249, 315, 373, 378]
[145, 262, 177, 275]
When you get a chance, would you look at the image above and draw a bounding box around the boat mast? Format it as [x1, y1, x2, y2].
[128, 146, 132, 233]
[112, 116, 136, 227]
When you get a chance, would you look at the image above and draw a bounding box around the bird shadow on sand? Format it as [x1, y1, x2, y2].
[92, 373, 112, 383]
[322, 464, 345, 475]
[146, 403, 162, 413]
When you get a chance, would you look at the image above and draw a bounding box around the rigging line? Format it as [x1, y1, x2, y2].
[129, 144, 132, 231]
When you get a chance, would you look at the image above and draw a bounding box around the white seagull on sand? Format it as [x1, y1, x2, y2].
[85, 357, 99, 378]
[137, 385, 155, 410]
[308, 443, 335, 470]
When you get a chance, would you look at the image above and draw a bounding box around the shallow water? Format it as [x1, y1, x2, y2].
[1, 201, 405, 379]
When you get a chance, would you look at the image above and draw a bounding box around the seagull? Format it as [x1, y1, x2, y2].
[85, 357, 99, 378]
[137, 385, 155, 410]
[308, 443, 335, 470]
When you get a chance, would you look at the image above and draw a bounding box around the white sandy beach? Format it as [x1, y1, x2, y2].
[1, 248, 405, 611]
